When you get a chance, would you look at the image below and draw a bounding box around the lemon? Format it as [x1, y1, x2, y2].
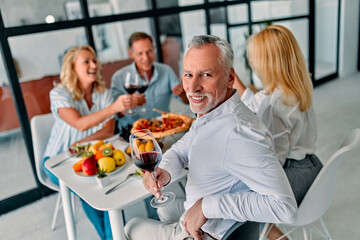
[113, 149, 126, 166]
[98, 157, 116, 173]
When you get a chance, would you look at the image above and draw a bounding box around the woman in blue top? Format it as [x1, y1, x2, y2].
[43, 45, 144, 240]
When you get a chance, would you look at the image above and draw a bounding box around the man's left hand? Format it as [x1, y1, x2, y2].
[184, 198, 208, 240]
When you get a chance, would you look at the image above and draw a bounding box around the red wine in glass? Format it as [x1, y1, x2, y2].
[137, 72, 149, 112]
[130, 129, 175, 208]
[133, 152, 161, 172]
[123, 72, 139, 115]
[124, 85, 139, 94]
[137, 85, 148, 94]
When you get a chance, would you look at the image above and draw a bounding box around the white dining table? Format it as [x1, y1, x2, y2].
[44, 136, 187, 240]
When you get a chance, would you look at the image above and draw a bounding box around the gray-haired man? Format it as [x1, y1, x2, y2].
[125, 35, 297, 240]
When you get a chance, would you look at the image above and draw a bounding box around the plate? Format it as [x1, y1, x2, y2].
[72, 139, 129, 178]
[75, 163, 126, 177]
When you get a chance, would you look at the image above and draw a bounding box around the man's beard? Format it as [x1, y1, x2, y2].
[187, 89, 227, 115]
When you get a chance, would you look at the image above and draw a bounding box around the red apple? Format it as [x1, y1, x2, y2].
[82, 156, 97, 176]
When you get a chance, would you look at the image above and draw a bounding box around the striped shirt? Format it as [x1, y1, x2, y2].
[43, 85, 115, 158]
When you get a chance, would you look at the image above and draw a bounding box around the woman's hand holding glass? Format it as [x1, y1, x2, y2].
[112, 94, 146, 115]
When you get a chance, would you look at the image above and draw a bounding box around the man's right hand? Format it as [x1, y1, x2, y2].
[131, 93, 146, 108]
[142, 167, 171, 198]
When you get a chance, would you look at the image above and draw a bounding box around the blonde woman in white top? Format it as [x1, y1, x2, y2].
[234, 25, 323, 240]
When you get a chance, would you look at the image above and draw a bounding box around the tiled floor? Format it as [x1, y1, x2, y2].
[0, 72, 359, 240]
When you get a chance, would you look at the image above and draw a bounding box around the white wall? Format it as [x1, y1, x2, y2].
[339, 0, 360, 78]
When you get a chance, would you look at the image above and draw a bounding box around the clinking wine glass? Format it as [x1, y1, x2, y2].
[129, 129, 175, 208]
[136, 72, 149, 113]
[123, 72, 139, 115]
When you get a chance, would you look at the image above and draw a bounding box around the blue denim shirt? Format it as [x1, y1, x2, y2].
[111, 62, 181, 131]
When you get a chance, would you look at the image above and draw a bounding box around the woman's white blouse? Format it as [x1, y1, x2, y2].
[43, 85, 115, 158]
[241, 88, 317, 166]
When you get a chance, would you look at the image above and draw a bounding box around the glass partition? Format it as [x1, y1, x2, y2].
[178, 0, 204, 6]
[0, 49, 37, 201]
[179, 10, 206, 52]
[227, 3, 248, 24]
[0, 0, 82, 27]
[155, 0, 178, 8]
[251, 0, 309, 22]
[315, 0, 338, 79]
[92, 22, 124, 63]
[229, 26, 251, 85]
[158, 14, 182, 38]
[109, 0, 149, 15]
[0, 131, 36, 201]
[0, 48, 9, 86]
[8, 28, 87, 82]
[210, 7, 227, 39]
[0, 28, 88, 201]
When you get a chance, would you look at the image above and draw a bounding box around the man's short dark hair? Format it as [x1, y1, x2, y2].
[128, 32, 153, 49]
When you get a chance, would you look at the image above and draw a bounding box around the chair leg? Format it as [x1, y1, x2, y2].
[276, 226, 298, 240]
[178, 181, 186, 195]
[302, 226, 309, 240]
[259, 223, 272, 240]
[71, 193, 76, 222]
[319, 218, 332, 239]
[51, 193, 61, 230]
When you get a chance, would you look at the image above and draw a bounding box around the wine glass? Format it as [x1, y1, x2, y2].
[129, 129, 175, 208]
[123, 72, 139, 115]
[136, 72, 149, 113]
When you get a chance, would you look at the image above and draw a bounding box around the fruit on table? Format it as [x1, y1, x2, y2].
[95, 151, 104, 161]
[145, 140, 154, 152]
[94, 147, 113, 160]
[88, 140, 105, 154]
[138, 143, 146, 153]
[113, 149, 126, 166]
[98, 157, 116, 173]
[102, 148, 113, 157]
[125, 145, 131, 155]
[98, 143, 114, 152]
[72, 159, 84, 172]
[82, 156, 98, 176]
[72, 152, 94, 172]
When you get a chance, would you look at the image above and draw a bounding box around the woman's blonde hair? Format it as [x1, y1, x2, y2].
[247, 25, 313, 112]
[59, 45, 105, 100]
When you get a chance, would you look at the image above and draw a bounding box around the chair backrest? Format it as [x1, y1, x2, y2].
[30, 113, 58, 191]
[294, 128, 360, 226]
[221, 221, 260, 240]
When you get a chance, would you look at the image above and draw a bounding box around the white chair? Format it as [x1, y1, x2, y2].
[260, 128, 360, 240]
[31, 113, 75, 230]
